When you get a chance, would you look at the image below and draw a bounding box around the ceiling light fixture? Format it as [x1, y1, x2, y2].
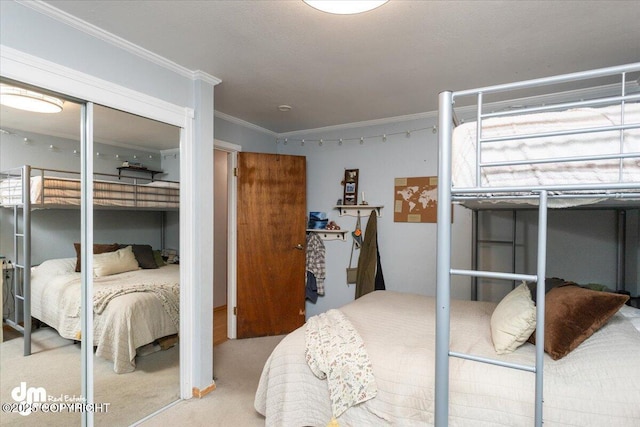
[303, 0, 388, 15]
[0, 85, 64, 113]
[278, 104, 292, 112]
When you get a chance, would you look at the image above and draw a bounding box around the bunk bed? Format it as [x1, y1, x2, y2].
[435, 62, 640, 426]
[0, 166, 179, 209]
[254, 63, 640, 426]
[0, 165, 180, 373]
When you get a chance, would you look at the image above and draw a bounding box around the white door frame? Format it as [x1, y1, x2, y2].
[214, 139, 241, 339]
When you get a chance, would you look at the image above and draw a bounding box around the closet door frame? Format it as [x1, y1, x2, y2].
[1, 46, 196, 415]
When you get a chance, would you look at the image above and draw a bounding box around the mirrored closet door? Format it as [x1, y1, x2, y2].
[0, 79, 84, 426]
[92, 105, 181, 426]
[1, 79, 182, 426]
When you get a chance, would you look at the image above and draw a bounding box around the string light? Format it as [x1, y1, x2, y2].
[274, 126, 436, 147]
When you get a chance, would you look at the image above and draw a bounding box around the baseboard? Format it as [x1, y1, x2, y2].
[192, 382, 216, 398]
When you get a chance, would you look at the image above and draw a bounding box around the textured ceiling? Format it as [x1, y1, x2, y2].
[11, 1, 640, 138]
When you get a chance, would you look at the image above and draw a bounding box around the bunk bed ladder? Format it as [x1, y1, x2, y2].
[4, 165, 32, 356]
[437, 90, 546, 426]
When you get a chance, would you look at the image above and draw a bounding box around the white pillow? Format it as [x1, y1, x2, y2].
[491, 282, 537, 354]
[93, 246, 139, 277]
[32, 257, 77, 276]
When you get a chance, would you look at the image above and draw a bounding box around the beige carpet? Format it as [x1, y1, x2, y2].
[1, 327, 179, 426]
[139, 334, 284, 427]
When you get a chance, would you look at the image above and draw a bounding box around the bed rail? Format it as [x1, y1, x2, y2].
[436, 62, 640, 427]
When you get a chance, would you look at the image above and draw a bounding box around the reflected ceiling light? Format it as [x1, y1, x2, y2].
[0, 85, 64, 113]
[303, 0, 388, 14]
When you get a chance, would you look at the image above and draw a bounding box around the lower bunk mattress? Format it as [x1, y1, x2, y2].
[255, 290, 640, 426]
[30, 258, 179, 373]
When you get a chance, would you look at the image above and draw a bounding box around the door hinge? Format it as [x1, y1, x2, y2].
[233, 167, 238, 177]
[233, 306, 237, 315]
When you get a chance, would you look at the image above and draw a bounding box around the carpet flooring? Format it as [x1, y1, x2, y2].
[1, 327, 179, 426]
[2, 327, 284, 426]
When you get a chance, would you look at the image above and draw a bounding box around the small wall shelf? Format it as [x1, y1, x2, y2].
[306, 229, 347, 241]
[336, 205, 383, 217]
[117, 166, 163, 181]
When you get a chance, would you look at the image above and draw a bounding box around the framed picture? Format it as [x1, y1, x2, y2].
[343, 169, 359, 205]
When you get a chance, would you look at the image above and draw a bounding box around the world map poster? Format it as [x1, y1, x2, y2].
[394, 176, 439, 223]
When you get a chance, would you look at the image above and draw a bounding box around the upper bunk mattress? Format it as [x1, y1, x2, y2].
[0, 175, 179, 209]
[451, 103, 640, 207]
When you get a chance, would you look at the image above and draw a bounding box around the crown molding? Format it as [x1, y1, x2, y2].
[214, 110, 277, 137]
[193, 70, 221, 86]
[19, 0, 220, 85]
[277, 110, 438, 138]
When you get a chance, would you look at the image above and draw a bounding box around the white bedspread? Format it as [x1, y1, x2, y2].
[452, 103, 640, 207]
[31, 258, 179, 373]
[255, 291, 640, 426]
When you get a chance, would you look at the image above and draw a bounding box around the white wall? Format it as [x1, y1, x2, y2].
[477, 208, 640, 302]
[278, 117, 473, 318]
[214, 115, 277, 153]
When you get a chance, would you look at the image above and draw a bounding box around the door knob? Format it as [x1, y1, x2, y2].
[294, 244, 304, 250]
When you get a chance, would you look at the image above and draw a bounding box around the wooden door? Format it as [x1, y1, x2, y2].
[236, 152, 306, 338]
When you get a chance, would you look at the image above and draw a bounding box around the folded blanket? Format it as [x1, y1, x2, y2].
[93, 282, 180, 328]
[305, 309, 377, 417]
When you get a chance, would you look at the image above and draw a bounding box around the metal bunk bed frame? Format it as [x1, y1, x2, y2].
[1, 164, 179, 356]
[436, 63, 640, 427]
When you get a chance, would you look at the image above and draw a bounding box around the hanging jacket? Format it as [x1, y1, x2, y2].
[355, 210, 385, 299]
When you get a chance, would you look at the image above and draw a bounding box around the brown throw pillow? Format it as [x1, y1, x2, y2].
[119, 244, 158, 269]
[74, 243, 120, 272]
[529, 284, 629, 360]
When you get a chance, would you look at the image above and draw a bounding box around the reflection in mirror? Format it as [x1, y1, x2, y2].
[1, 80, 83, 425]
[92, 105, 181, 426]
[1, 80, 181, 425]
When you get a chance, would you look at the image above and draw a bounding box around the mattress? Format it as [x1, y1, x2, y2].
[0, 175, 179, 209]
[451, 103, 640, 207]
[255, 291, 640, 426]
[30, 258, 180, 373]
